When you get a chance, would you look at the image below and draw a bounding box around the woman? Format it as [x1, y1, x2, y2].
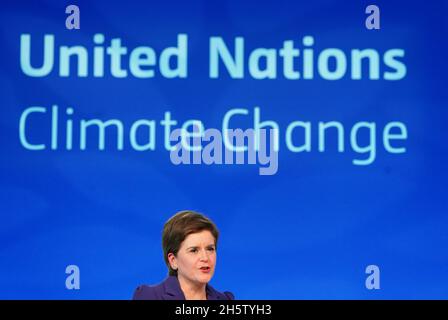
[133, 210, 234, 300]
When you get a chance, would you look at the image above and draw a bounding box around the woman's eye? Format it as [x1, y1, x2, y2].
[189, 247, 215, 253]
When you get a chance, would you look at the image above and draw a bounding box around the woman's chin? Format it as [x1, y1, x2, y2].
[196, 273, 213, 283]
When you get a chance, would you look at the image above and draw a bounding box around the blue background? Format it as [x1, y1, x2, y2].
[0, 0, 447, 299]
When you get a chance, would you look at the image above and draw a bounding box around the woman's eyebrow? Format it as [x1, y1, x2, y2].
[187, 244, 215, 249]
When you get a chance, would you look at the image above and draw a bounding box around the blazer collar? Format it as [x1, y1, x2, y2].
[161, 275, 223, 300]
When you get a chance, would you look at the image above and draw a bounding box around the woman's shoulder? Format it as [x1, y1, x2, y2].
[223, 291, 235, 300]
[132, 276, 185, 300]
[206, 284, 235, 300]
[132, 276, 235, 300]
[132, 282, 164, 300]
[132, 284, 158, 300]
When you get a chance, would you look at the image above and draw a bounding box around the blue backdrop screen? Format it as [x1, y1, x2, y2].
[0, 0, 447, 299]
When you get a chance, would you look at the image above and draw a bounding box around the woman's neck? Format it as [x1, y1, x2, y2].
[177, 275, 207, 300]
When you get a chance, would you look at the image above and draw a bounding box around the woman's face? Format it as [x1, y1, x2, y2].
[169, 230, 217, 286]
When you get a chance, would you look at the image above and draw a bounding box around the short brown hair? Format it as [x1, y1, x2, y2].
[162, 210, 219, 276]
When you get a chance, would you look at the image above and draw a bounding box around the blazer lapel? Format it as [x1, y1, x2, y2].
[161, 276, 186, 300]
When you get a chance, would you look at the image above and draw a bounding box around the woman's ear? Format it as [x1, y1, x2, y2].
[167, 252, 177, 270]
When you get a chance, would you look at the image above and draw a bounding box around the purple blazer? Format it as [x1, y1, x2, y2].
[132, 275, 234, 300]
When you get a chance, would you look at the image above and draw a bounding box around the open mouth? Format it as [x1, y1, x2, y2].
[199, 266, 211, 272]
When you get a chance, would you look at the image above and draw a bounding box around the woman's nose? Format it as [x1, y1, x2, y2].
[199, 249, 209, 261]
